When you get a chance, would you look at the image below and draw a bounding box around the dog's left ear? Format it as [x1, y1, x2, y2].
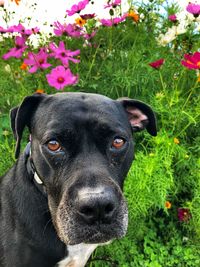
[118, 98, 157, 136]
[10, 93, 46, 159]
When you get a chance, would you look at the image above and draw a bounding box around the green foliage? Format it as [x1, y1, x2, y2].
[0, 0, 200, 266]
[87, 215, 200, 267]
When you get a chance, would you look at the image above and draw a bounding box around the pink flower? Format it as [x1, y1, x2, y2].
[2, 36, 27, 60]
[178, 208, 191, 222]
[100, 18, 113, 27]
[66, 0, 89, 16]
[104, 0, 121, 9]
[100, 14, 127, 27]
[149, 58, 165, 69]
[46, 66, 78, 90]
[5, 24, 23, 33]
[113, 15, 127, 24]
[186, 3, 200, 17]
[24, 49, 51, 73]
[168, 14, 177, 22]
[181, 52, 200, 69]
[80, 13, 96, 20]
[82, 31, 96, 40]
[0, 26, 7, 33]
[23, 27, 40, 36]
[6, 23, 39, 36]
[53, 21, 82, 38]
[49, 41, 80, 67]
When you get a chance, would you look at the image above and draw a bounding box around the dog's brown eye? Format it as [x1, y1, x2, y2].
[112, 138, 125, 149]
[47, 140, 61, 152]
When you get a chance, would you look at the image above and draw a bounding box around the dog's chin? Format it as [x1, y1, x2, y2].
[55, 209, 128, 245]
[54, 195, 128, 245]
[57, 222, 128, 246]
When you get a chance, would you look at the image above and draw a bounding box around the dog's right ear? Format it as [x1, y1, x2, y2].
[10, 93, 46, 159]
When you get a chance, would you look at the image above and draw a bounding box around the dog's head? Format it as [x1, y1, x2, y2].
[11, 92, 156, 245]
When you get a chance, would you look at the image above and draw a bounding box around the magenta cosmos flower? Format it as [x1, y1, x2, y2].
[100, 15, 127, 27]
[181, 51, 200, 69]
[24, 49, 51, 73]
[186, 3, 200, 17]
[53, 21, 82, 38]
[168, 14, 177, 22]
[66, 0, 89, 16]
[49, 41, 80, 67]
[2, 36, 27, 60]
[80, 13, 95, 20]
[46, 66, 78, 90]
[104, 0, 121, 9]
[178, 208, 191, 222]
[0, 26, 7, 33]
[82, 31, 96, 40]
[149, 58, 165, 69]
[6, 23, 40, 36]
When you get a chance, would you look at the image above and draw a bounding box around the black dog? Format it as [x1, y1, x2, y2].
[0, 92, 156, 267]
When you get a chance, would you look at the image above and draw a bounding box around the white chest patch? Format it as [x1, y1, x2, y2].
[58, 244, 98, 267]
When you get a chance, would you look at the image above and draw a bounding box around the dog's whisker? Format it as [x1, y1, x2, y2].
[42, 218, 53, 236]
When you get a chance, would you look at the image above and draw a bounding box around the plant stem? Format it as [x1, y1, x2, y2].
[182, 80, 199, 111]
[86, 44, 100, 80]
[159, 70, 170, 106]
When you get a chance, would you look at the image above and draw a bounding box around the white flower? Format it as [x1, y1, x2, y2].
[157, 27, 177, 46]
[176, 22, 188, 35]
[4, 64, 11, 73]
[140, 13, 145, 20]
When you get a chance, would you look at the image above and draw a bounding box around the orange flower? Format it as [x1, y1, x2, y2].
[36, 89, 45, 94]
[197, 74, 200, 82]
[75, 17, 86, 27]
[20, 62, 28, 70]
[165, 201, 172, 209]
[11, 0, 21, 5]
[128, 10, 140, 23]
[174, 137, 180, 144]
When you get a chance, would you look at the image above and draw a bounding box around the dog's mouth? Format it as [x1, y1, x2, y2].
[54, 198, 128, 245]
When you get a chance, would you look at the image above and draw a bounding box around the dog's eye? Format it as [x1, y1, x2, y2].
[47, 140, 61, 152]
[112, 138, 125, 149]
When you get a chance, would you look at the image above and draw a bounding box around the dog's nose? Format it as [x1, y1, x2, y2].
[76, 187, 119, 225]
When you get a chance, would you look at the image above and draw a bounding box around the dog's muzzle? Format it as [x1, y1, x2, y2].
[54, 184, 128, 245]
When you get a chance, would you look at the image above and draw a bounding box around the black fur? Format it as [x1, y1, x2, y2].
[0, 92, 157, 267]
